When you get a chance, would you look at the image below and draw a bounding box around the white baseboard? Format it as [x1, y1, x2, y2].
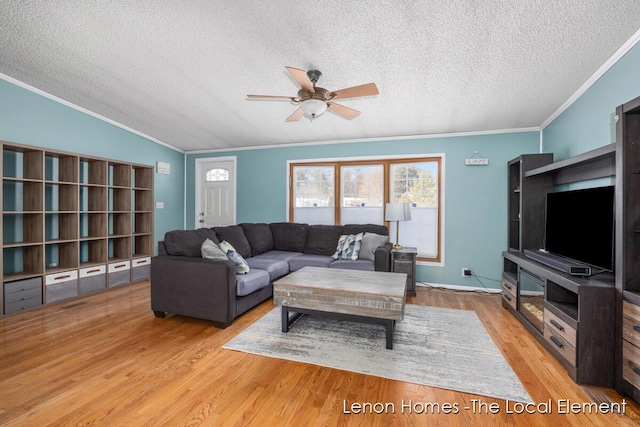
[416, 282, 502, 294]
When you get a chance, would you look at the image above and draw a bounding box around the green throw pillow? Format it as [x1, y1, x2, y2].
[219, 240, 250, 274]
[332, 233, 364, 260]
[201, 238, 229, 260]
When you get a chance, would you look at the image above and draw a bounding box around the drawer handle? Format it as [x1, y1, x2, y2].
[135, 260, 147, 265]
[633, 325, 640, 333]
[86, 269, 101, 274]
[114, 264, 126, 269]
[504, 294, 512, 302]
[550, 319, 565, 331]
[504, 283, 512, 291]
[54, 274, 71, 280]
[633, 366, 640, 377]
[550, 335, 564, 349]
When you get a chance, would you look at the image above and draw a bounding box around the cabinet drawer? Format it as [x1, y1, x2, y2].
[45, 280, 78, 304]
[79, 265, 106, 278]
[45, 270, 78, 285]
[5, 293, 42, 314]
[393, 253, 415, 261]
[544, 308, 577, 347]
[108, 261, 131, 288]
[544, 327, 576, 367]
[5, 284, 42, 304]
[623, 301, 640, 349]
[4, 277, 42, 294]
[623, 340, 640, 391]
[501, 280, 517, 310]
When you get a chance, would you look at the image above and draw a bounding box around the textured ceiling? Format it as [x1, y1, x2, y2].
[1, 1, 640, 152]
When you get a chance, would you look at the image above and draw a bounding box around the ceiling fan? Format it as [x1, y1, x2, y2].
[247, 66, 379, 121]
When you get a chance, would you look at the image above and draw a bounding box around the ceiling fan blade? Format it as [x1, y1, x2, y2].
[331, 83, 379, 100]
[247, 94, 296, 101]
[285, 66, 315, 93]
[286, 107, 305, 122]
[327, 102, 361, 120]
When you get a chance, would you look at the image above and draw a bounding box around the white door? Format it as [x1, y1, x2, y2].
[196, 159, 236, 228]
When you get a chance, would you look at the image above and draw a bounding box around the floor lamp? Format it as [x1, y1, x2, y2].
[385, 203, 411, 250]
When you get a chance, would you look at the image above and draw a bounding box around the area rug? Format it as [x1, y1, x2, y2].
[223, 304, 532, 403]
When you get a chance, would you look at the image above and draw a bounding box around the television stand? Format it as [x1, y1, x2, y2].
[524, 249, 592, 276]
[502, 251, 616, 387]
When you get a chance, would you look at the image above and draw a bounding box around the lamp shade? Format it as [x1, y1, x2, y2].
[385, 203, 411, 222]
[301, 98, 327, 116]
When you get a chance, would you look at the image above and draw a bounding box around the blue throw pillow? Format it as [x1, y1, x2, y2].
[219, 240, 250, 274]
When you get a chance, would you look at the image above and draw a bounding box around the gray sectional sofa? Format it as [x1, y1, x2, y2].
[150, 222, 392, 328]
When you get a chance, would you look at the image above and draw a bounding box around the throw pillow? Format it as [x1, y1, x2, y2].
[332, 233, 364, 260]
[219, 240, 250, 274]
[359, 233, 389, 261]
[201, 239, 228, 260]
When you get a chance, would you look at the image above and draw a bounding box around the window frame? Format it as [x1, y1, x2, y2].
[288, 155, 443, 263]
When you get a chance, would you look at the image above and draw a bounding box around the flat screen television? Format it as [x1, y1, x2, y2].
[544, 186, 615, 272]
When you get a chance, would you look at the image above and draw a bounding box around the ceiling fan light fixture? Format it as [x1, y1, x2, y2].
[300, 98, 327, 118]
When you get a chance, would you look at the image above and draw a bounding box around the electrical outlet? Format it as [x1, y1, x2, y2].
[462, 268, 472, 277]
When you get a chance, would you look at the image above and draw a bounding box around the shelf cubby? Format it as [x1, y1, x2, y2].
[45, 152, 78, 183]
[45, 241, 79, 271]
[3, 180, 43, 212]
[3, 245, 44, 280]
[79, 158, 107, 186]
[3, 212, 43, 245]
[79, 185, 107, 212]
[133, 212, 153, 234]
[133, 189, 153, 212]
[133, 166, 153, 189]
[133, 234, 153, 257]
[79, 239, 107, 266]
[79, 212, 107, 238]
[45, 183, 78, 212]
[108, 236, 131, 261]
[108, 188, 131, 212]
[108, 163, 131, 187]
[45, 213, 78, 242]
[2, 147, 43, 180]
[108, 213, 131, 237]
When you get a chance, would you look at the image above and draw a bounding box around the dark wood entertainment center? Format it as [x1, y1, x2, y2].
[503, 94, 640, 401]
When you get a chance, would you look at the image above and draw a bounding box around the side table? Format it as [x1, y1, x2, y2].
[392, 246, 417, 297]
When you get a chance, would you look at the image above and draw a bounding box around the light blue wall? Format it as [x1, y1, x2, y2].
[0, 79, 185, 250]
[543, 41, 640, 159]
[187, 131, 540, 288]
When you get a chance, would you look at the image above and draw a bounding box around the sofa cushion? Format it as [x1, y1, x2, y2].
[246, 258, 289, 281]
[236, 269, 270, 296]
[359, 233, 389, 261]
[219, 241, 250, 274]
[201, 239, 228, 260]
[269, 222, 308, 252]
[214, 225, 252, 259]
[304, 225, 343, 255]
[253, 250, 304, 263]
[342, 224, 389, 236]
[330, 259, 375, 271]
[288, 254, 334, 272]
[240, 223, 274, 256]
[332, 233, 364, 260]
[164, 228, 219, 257]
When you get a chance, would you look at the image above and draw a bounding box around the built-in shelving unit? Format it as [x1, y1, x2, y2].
[504, 145, 618, 387]
[1, 141, 154, 316]
[507, 154, 553, 251]
[615, 95, 640, 402]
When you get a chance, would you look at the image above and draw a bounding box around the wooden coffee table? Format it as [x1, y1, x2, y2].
[273, 266, 407, 349]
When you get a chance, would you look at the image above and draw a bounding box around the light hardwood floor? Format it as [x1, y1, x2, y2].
[0, 281, 638, 426]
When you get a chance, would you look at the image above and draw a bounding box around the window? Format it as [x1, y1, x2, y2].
[206, 168, 229, 182]
[292, 165, 335, 224]
[289, 156, 442, 262]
